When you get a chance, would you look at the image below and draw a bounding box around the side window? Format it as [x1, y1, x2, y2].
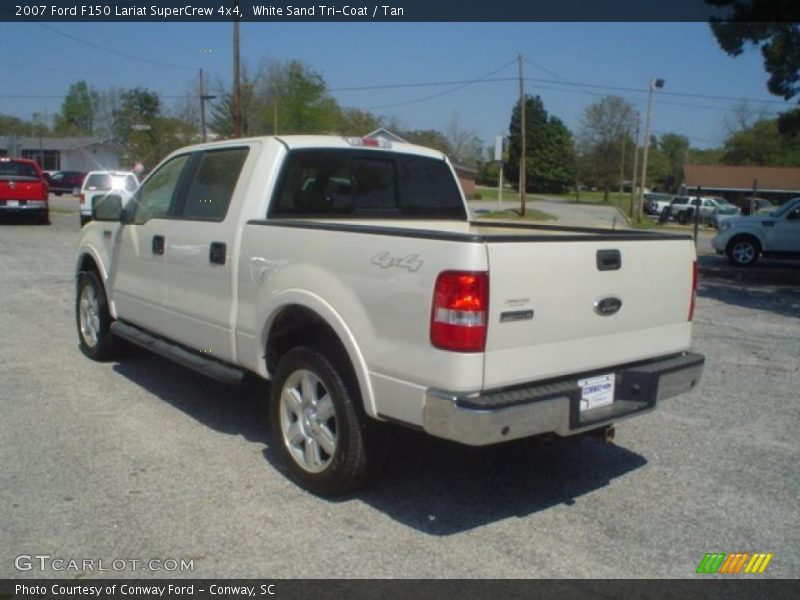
[180, 148, 249, 221]
[132, 155, 189, 225]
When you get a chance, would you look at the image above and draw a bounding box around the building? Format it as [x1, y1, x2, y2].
[363, 128, 478, 196]
[0, 136, 122, 172]
[681, 164, 800, 205]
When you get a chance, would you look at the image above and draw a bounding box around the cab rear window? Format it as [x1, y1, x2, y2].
[0, 160, 39, 179]
[270, 149, 466, 219]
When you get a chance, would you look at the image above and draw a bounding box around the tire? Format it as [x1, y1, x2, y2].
[38, 210, 50, 225]
[80, 214, 91, 227]
[678, 210, 691, 225]
[76, 271, 120, 360]
[270, 346, 370, 495]
[726, 236, 760, 266]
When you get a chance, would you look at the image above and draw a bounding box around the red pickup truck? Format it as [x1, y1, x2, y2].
[0, 157, 50, 224]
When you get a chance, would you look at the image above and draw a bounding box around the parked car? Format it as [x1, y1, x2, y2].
[667, 196, 736, 226]
[0, 157, 50, 224]
[712, 196, 800, 265]
[643, 193, 673, 216]
[709, 197, 741, 229]
[75, 135, 704, 494]
[46, 170, 86, 196]
[79, 170, 139, 227]
[738, 197, 775, 216]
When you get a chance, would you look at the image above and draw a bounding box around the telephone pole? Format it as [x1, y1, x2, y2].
[630, 114, 640, 218]
[638, 78, 664, 221]
[232, 7, 242, 138]
[199, 69, 209, 142]
[518, 53, 526, 217]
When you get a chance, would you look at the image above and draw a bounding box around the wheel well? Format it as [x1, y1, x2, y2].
[266, 305, 348, 375]
[77, 254, 102, 280]
[727, 234, 762, 254]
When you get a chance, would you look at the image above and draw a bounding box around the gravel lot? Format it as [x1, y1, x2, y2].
[1, 209, 798, 579]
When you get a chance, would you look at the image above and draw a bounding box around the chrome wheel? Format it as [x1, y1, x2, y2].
[731, 240, 756, 265]
[79, 284, 101, 348]
[279, 369, 337, 473]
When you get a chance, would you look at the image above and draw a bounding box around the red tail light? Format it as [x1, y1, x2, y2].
[80, 193, 85, 205]
[431, 271, 489, 352]
[689, 261, 698, 321]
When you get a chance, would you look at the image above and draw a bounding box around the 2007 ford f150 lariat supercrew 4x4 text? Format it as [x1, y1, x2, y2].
[75, 136, 704, 494]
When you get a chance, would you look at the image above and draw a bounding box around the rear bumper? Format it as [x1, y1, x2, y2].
[0, 200, 47, 213]
[423, 352, 705, 446]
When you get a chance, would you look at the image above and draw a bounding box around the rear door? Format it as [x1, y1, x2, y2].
[482, 236, 696, 389]
[161, 146, 251, 361]
[772, 204, 800, 253]
[111, 155, 191, 333]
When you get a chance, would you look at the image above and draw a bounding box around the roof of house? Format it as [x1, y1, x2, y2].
[363, 128, 409, 143]
[683, 164, 800, 192]
[0, 136, 114, 151]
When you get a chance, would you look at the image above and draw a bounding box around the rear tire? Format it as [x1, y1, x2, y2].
[76, 271, 120, 361]
[270, 346, 370, 495]
[38, 210, 50, 225]
[726, 236, 760, 266]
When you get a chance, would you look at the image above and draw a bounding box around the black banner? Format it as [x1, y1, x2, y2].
[2, 579, 800, 600]
[0, 0, 761, 23]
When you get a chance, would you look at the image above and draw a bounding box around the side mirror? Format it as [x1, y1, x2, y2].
[92, 194, 123, 221]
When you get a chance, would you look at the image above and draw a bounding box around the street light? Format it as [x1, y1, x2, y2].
[637, 77, 665, 222]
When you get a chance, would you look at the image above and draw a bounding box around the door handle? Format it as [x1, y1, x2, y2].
[596, 249, 621, 271]
[209, 242, 226, 265]
[152, 235, 165, 255]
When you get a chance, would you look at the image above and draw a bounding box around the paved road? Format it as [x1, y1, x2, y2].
[1, 212, 798, 579]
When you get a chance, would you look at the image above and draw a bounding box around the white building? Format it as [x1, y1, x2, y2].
[0, 136, 122, 172]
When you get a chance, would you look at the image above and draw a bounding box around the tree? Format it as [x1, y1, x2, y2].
[721, 117, 800, 166]
[402, 129, 452, 155]
[577, 95, 638, 200]
[444, 114, 484, 168]
[707, 1, 800, 132]
[653, 133, 690, 192]
[507, 95, 575, 194]
[55, 81, 97, 135]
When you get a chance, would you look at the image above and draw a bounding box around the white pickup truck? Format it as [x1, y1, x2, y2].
[75, 136, 704, 494]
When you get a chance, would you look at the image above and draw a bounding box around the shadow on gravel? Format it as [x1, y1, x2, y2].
[113, 350, 647, 536]
[112, 355, 269, 444]
[698, 278, 800, 319]
[698, 254, 800, 287]
[341, 429, 646, 536]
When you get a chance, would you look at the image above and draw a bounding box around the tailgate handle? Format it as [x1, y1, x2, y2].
[152, 235, 165, 255]
[209, 242, 226, 265]
[597, 249, 621, 271]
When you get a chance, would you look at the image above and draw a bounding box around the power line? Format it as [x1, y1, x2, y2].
[37, 23, 195, 72]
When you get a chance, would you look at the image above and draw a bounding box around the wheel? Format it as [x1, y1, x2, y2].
[270, 346, 370, 495]
[54, 192, 63, 196]
[38, 210, 50, 225]
[678, 210, 691, 225]
[76, 271, 120, 360]
[80, 214, 91, 227]
[726, 236, 760, 266]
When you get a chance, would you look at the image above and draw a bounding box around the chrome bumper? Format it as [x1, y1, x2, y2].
[0, 200, 47, 212]
[423, 352, 705, 446]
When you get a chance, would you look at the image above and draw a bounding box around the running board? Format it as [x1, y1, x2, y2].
[110, 321, 245, 385]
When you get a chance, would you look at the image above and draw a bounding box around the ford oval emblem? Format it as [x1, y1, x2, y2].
[594, 296, 622, 316]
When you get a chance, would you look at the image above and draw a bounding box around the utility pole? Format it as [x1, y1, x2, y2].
[629, 114, 640, 219]
[518, 53, 526, 217]
[232, 6, 242, 138]
[618, 134, 627, 197]
[750, 179, 758, 216]
[199, 68, 208, 143]
[638, 78, 664, 222]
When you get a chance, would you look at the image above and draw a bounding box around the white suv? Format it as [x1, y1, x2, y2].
[80, 171, 139, 227]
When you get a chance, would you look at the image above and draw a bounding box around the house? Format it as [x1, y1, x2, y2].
[681, 164, 800, 205]
[363, 128, 478, 196]
[0, 136, 122, 172]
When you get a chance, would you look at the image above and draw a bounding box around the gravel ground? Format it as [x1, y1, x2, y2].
[1, 211, 797, 579]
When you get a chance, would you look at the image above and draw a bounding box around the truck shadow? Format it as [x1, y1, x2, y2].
[698, 278, 800, 319]
[113, 354, 647, 536]
[339, 428, 647, 535]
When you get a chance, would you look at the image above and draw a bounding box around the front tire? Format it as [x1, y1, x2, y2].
[726, 236, 760, 266]
[76, 271, 120, 360]
[270, 346, 369, 495]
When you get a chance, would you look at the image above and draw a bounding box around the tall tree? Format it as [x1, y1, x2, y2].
[507, 95, 575, 194]
[56, 80, 97, 135]
[577, 95, 638, 199]
[707, 1, 800, 133]
[444, 114, 484, 168]
[721, 117, 800, 166]
[655, 133, 690, 192]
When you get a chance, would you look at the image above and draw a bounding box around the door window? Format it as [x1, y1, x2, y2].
[180, 147, 249, 221]
[131, 155, 189, 225]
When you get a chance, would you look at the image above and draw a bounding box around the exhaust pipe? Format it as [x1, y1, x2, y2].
[592, 425, 615, 444]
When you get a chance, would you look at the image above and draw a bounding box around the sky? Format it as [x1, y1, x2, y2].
[0, 21, 794, 150]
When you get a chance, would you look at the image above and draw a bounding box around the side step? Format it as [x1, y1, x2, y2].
[110, 321, 246, 385]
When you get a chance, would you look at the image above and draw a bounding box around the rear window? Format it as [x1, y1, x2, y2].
[85, 173, 134, 192]
[269, 149, 465, 219]
[0, 160, 39, 179]
[85, 174, 112, 191]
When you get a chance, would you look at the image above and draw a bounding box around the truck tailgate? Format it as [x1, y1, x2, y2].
[483, 237, 696, 389]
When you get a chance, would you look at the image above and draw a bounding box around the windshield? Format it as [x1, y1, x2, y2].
[0, 160, 39, 179]
[769, 197, 800, 219]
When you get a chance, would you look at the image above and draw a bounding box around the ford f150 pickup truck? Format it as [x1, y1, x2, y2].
[75, 135, 704, 494]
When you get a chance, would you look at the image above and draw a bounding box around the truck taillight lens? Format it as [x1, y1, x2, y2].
[80, 194, 85, 205]
[689, 261, 697, 321]
[431, 271, 488, 352]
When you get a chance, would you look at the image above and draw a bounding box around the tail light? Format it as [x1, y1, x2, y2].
[431, 271, 488, 352]
[689, 261, 698, 321]
[80, 193, 85, 205]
